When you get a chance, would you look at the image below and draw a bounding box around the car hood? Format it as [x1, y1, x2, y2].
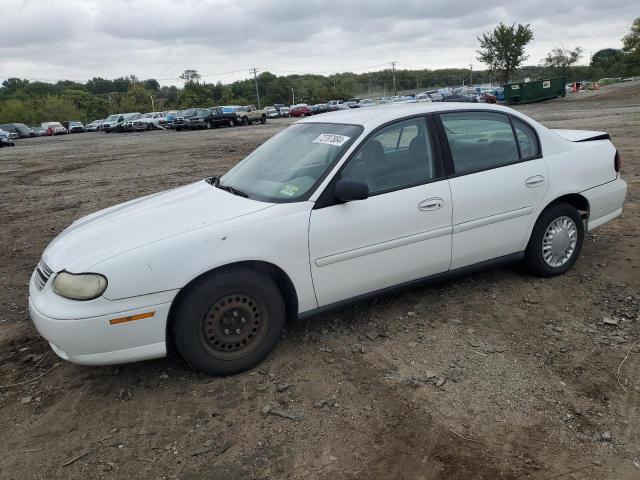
[43, 180, 273, 272]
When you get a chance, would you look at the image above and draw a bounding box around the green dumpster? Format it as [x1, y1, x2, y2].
[503, 76, 566, 104]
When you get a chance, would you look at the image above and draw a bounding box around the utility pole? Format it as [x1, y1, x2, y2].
[149, 95, 155, 111]
[391, 61, 397, 96]
[368, 75, 371, 96]
[288, 86, 295, 105]
[251, 67, 260, 109]
[416, 76, 419, 92]
[469, 60, 473, 86]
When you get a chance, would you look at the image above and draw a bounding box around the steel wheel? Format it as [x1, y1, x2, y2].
[542, 216, 578, 268]
[199, 293, 269, 360]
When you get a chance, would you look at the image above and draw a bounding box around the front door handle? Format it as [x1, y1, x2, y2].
[418, 197, 445, 211]
[525, 175, 545, 188]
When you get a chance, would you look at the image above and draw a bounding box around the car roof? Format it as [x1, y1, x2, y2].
[297, 102, 519, 128]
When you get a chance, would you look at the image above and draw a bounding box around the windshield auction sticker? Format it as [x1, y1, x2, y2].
[312, 133, 350, 147]
[280, 184, 299, 197]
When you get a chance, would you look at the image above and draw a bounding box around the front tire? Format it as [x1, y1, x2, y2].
[525, 203, 584, 277]
[172, 268, 286, 375]
[241, 116, 249, 126]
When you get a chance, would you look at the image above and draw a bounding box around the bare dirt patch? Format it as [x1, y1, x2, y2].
[1, 83, 639, 479]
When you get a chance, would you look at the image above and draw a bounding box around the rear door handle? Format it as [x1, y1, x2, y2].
[418, 197, 445, 211]
[525, 175, 545, 188]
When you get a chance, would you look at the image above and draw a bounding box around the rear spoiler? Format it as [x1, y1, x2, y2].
[552, 129, 610, 142]
[575, 133, 610, 142]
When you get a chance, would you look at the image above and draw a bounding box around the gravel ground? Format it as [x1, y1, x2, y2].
[0, 81, 639, 480]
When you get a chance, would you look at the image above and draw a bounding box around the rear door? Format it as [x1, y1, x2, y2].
[309, 116, 452, 306]
[436, 111, 548, 269]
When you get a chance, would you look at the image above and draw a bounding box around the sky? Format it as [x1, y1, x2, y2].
[0, 0, 636, 86]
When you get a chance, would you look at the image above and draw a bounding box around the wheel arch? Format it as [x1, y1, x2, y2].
[166, 260, 299, 350]
[542, 193, 590, 220]
[524, 193, 590, 250]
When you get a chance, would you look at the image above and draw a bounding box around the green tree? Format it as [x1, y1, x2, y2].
[38, 95, 82, 123]
[622, 17, 640, 68]
[179, 69, 201, 84]
[120, 84, 154, 112]
[591, 48, 624, 69]
[143, 78, 160, 91]
[477, 23, 534, 84]
[622, 17, 640, 55]
[542, 46, 583, 70]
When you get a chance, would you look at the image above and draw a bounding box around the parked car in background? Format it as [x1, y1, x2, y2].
[102, 113, 140, 133]
[273, 104, 289, 117]
[415, 93, 432, 103]
[86, 119, 104, 132]
[31, 126, 46, 136]
[278, 106, 290, 117]
[164, 110, 181, 128]
[27, 103, 627, 375]
[441, 93, 478, 103]
[327, 100, 345, 110]
[0, 123, 36, 138]
[132, 112, 166, 131]
[208, 107, 238, 127]
[41, 122, 68, 136]
[173, 108, 199, 131]
[265, 106, 279, 118]
[312, 104, 331, 114]
[123, 114, 144, 132]
[289, 105, 313, 117]
[64, 121, 85, 133]
[0, 129, 16, 147]
[357, 99, 376, 108]
[234, 105, 267, 126]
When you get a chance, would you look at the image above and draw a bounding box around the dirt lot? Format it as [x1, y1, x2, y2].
[1, 82, 639, 480]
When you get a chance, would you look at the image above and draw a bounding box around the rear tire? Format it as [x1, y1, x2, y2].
[241, 117, 249, 126]
[260, 115, 266, 124]
[172, 268, 286, 375]
[525, 203, 584, 277]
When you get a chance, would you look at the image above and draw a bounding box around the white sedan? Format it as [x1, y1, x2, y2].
[29, 103, 627, 374]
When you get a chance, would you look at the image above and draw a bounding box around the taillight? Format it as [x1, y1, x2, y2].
[614, 150, 622, 173]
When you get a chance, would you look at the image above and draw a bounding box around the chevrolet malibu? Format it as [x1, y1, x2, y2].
[29, 103, 627, 375]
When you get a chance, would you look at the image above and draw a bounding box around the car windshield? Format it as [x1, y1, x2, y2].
[219, 123, 363, 203]
[221, 106, 239, 113]
[105, 114, 119, 122]
[181, 109, 196, 116]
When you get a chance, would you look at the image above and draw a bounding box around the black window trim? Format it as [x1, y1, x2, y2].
[434, 109, 543, 179]
[314, 113, 447, 210]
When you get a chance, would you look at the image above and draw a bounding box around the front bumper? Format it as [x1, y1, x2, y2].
[28, 270, 173, 366]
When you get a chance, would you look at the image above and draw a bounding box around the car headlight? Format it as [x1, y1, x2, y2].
[52, 272, 108, 300]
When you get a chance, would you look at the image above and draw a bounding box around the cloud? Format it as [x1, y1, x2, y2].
[0, 0, 635, 85]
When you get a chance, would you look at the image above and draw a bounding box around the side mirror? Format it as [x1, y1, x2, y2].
[333, 179, 369, 203]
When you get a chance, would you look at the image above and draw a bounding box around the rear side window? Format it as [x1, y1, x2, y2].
[512, 117, 540, 159]
[440, 111, 519, 175]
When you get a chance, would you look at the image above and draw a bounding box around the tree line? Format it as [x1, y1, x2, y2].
[1, 17, 638, 126]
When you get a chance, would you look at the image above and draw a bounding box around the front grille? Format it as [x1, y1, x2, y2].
[34, 261, 53, 290]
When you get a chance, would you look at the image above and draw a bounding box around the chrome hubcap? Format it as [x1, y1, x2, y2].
[542, 216, 577, 267]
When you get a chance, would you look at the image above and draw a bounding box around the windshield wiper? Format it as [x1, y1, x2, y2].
[214, 178, 249, 198]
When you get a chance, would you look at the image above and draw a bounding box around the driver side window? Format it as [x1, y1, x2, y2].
[341, 117, 436, 194]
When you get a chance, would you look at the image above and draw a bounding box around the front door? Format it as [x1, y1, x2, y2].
[309, 116, 453, 306]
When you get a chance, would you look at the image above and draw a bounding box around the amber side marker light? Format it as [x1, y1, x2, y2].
[109, 311, 155, 325]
